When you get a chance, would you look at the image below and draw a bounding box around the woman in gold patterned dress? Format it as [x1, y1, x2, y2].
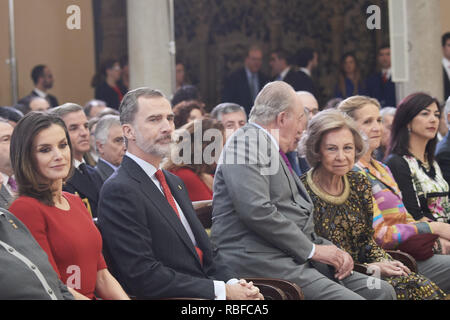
[299, 109, 446, 300]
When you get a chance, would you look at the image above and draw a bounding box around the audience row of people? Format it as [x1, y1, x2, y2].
[2, 77, 450, 299]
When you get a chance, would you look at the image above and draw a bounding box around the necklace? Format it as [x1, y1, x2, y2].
[307, 170, 350, 205]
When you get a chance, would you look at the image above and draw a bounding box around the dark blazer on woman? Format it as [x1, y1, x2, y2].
[95, 81, 121, 110]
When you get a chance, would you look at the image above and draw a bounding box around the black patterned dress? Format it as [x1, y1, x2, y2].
[300, 170, 446, 300]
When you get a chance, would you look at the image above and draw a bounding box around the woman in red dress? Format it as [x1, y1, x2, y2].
[9, 112, 129, 300]
[164, 118, 224, 202]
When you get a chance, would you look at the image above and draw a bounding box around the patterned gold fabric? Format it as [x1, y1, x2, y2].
[301, 170, 446, 300]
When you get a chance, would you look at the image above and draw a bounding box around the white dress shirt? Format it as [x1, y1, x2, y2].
[443, 58, 450, 81]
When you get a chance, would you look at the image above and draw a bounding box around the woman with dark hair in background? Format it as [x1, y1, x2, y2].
[164, 118, 224, 201]
[334, 52, 366, 99]
[91, 59, 123, 110]
[386, 92, 450, 225]
[173, 100, 205, 129]
[8, 112, 129, 300]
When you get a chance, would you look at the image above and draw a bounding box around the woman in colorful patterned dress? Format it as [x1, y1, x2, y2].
[337, 95, 450, 294]
[299, 109, 446, 299]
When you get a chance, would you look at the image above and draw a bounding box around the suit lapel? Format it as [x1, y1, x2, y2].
[66, 169, 98, 200]
[123, 157, 203, 267]
[0, 187, 12, 208]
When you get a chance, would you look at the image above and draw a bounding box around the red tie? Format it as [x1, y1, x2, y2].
[154, 170, 203, 265]
[382, 72, 388, 84]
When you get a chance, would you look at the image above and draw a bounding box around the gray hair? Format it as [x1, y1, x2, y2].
[119, 87, 165, 125]
[249, 81, 296, 125]
[299, 109, 368, 168]
[210, 103, 247, 122]
[94, 115, 121, 145]
[380, 107, 396, 123]
[444, 96, 450, 126]
[49, 103, 83, 118]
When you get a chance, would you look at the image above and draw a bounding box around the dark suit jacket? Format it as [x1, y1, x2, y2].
[94, 158, 115, 183]
[284, 69, 316, 96]
[97, 155, 234, 299]
[18, 90, 59, 109]
[366, 72, 396, 108]
[95, 81, 121, 110]
[436, 132, 450, 190]
[63, 164, 103, 218]
[444, 67, 450, 102]
[222, 68, 268, 115]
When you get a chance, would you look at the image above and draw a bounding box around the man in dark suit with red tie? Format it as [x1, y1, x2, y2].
[366, 45, 396, 108]
[97, 87, 263, 300]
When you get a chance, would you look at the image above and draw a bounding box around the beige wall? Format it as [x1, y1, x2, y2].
[0, 0, 95, 106]
[441, 0, 450, 35]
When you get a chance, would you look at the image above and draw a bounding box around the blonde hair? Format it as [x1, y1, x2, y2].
[337, 95, 381, 120]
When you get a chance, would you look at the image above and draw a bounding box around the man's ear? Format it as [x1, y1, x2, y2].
[277, 111, 288, 127]
[122, 124, 135, 142]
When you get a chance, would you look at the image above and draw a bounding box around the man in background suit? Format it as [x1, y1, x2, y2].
[436, 97, 450, 187]
[19, 65, 59, 109]
[93, 115, 126, 183]
[49, 104, 103, 218]
[366, 45, 396, 108]
[269, 49, 304, 91]
[98, 87, 262, 300]
[222, 45, 269, 116]
[210, 81, 396, 300]
[0, 119, 15, 209]
[296, 47, 318, 96]
[442, 32, 450, 102]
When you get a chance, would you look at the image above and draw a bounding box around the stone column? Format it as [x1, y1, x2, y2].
[127, 0, 175, 97]
[395, 0, 443, 102]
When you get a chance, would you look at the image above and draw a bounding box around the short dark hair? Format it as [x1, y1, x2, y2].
[379, 44, 390, 51]
[173, 101, 205, 128]
[388, 92, 440, 164]
[297, 47, 316, 68]
[272, 49, 291, 65]
[171, 85, 202, 107]
[10, 112, 74, 206]
[31, 65, 46, 85]
[442, 32, 450, 47]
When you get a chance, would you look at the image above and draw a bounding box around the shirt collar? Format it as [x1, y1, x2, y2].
[33, 88, 47, 98]
[125, 151, 158, 179]
[443, 58, 450, 68]
[74, 159, 86, 170]
[279, 67, 291, 80]
[99, 158, 118, 171]
[248, 122, 280, 151]
[300, 67, 311, 77]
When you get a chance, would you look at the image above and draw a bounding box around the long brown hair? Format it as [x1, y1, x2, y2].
[10, 112, 74, 206]
[338, 52, 362, 98]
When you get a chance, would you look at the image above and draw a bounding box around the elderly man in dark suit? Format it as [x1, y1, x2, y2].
[222, 45, 269, 115]
[18, 65, 59, 109]
[97, 87, 263, 300]
[93, 115, 126, 183]
[210, 81, 396, 300]
[49, 104, 103, 218]
[436, 97, 450, 187]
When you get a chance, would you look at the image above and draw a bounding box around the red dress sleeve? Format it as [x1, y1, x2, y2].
[170, 168, 213, 201]
[9, 197, 61, 278]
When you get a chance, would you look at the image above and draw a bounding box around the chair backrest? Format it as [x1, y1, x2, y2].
[246, 278, 304, 300]
[193, 200, 213, 229]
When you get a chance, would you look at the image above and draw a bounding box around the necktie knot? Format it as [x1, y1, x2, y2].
[78, 163, 87, 175]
